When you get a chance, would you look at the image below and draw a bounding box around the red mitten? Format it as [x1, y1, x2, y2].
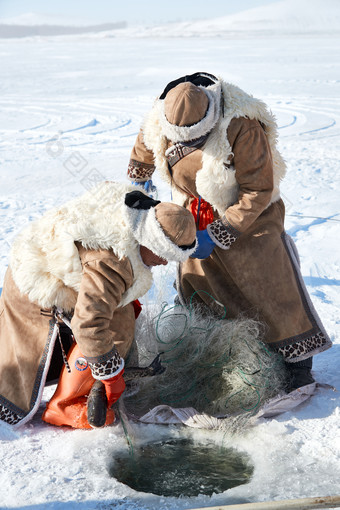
[102, 369, 126, 407]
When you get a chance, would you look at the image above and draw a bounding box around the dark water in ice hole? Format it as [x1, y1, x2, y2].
[109, 437, 254, 497]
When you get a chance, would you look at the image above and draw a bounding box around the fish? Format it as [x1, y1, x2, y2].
[87, 354, 165, 428]
[124, 353, 165, 382]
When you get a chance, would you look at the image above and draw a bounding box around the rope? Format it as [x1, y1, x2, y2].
[116, 404, 134, 458]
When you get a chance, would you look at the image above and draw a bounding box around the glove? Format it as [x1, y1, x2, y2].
[191, 229, 216, 259]
[102, 369, 126, 407]
[132, 179, 157, 198]
[143, 179, 157, 195]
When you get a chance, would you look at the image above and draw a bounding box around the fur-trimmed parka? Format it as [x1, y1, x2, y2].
[127, 77, 332, 363]
[10, 181, 154, 313]
[0, 181, 195, 427]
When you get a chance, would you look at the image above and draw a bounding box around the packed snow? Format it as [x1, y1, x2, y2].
[0, 0, 340, 508]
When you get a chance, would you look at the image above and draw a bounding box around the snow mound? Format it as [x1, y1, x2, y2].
[200, 0, 340, 34]
[2, 0, 340, 39]
[105, 0, 340, 38]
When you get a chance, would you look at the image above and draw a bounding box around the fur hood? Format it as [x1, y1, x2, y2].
[10, 182, 153, 312]
[142, 79, 287, 215]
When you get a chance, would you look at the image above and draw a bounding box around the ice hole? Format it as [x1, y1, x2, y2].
[109, 437, 254, 497]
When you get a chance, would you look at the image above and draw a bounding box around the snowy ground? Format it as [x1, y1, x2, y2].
[1, 8, 340, 510]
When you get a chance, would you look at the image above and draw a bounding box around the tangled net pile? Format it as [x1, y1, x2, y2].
[124, 301, 287, 422]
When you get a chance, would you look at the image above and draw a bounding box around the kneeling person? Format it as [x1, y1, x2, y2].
[0, 182, 196, 429]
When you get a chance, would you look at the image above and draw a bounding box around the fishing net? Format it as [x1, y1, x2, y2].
[123, 300, 288, 424]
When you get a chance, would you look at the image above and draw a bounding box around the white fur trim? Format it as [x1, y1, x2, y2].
[197, 81, 286, 215]
[157, 82, 222, 143]
[143, 79, 287, 215]
[119, 248, 153, 308]
[10, 181, 154, 311]
[123, 206, 196, 263]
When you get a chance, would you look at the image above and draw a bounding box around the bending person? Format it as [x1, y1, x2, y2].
[0, 182, 196, 429]
[127, 72, 332, 392]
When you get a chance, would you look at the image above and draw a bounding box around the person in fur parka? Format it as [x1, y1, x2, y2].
[0, 181, 196, 429]
[127, 72, 332, 392]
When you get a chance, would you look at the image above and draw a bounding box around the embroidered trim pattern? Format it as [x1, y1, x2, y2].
[0, 318, 56, 427]
[166, 143, 198, 168]
[86, 348, 123, 380]
[276, 331, 329, 362]
[0, 402, 22, 425]
[165, 134, 209, 168]
[128, 159, 155, 181]
[30, 319, 56, 407]
[207, 218, 240, 249]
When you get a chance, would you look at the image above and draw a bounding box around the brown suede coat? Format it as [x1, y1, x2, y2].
[128, 116, 331, 362]
[0, 245, 135, 427]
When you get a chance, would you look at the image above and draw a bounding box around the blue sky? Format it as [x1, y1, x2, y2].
[0, 0, 278, 25]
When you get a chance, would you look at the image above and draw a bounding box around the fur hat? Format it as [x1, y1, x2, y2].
[124, 191, 196, 262]
[157, 79, 222, 143]
[164, 82, 209, 127]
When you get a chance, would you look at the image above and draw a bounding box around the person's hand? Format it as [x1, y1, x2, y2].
[143, 179, 157, 195]
[191, 229, 216, 259]
[132, 180, 157, 197]
[101, 370, 126, 407]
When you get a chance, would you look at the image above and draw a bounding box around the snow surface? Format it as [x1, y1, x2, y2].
[0, 0, 340, 508]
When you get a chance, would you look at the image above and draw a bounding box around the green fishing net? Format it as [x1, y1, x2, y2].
[123, 300, 287, 421]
